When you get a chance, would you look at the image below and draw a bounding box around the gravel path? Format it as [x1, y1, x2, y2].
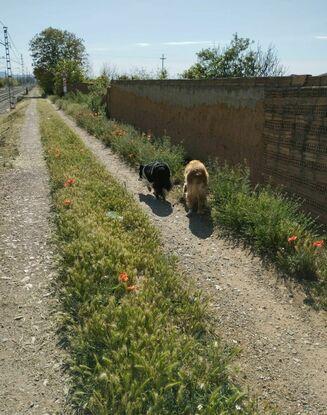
[0, 97, 68, 415]
[54, 103, 327, 415]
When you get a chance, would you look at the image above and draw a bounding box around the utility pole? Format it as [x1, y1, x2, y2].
[62, 72, 67, 95]
[3, 26, 15, 109]
[20, 54, 24, 85]
[160, 54, 166, 72]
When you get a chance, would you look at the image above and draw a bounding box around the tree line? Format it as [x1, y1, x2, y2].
[30, 28, 286, 94]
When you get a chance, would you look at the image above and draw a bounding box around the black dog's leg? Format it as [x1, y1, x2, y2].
[153, 183, 164, 200]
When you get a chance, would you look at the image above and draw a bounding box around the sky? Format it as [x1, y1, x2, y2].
[1, 0, 327, 78]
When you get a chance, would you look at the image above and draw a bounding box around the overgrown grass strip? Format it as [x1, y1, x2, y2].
[38, 100, 256, 414]
[50, 93, 185, 182]
[0, 100, 28, 171]
[50, 93, 327, 309]
[209, 163, 327, 308]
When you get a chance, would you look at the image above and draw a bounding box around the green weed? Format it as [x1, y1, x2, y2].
[38, 100, 256, 414]
[50, 94, 185, 181]
[0, 100, 28, 170]
[209, 163, 327, 307]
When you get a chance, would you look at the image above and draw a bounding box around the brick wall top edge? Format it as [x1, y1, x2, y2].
[111, 75, 322, 87]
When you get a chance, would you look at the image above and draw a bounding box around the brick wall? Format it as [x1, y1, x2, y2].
[107, 76, 327, 223]
[263, 78, 327, 222]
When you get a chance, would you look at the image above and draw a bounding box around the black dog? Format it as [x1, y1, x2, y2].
[139, 161, 172, 200]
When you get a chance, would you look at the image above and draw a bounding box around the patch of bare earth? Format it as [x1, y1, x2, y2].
[54, 103, 327, 415]
[0, 96, 68, 415]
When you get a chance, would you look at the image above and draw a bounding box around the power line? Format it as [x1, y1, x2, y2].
[21, 54, 24, 83]
[10, 57, 21, 65]
[3, 26, 15, 109]
[7, 31, 19, 51]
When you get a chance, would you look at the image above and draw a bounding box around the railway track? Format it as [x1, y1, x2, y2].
[0, 85, 31, 114]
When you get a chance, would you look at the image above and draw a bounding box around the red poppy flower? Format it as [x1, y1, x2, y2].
[288, 235, 297, 243]
[313, 240, 324, 248]
[64, 178, 76, 187]
[63, 199, 73, 207]
[118, 272, 129, 283]
[114, 128, 126, 137]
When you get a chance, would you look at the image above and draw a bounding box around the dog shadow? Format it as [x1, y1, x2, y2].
[138, 193, 173, 217]
[187, 210, 214, 239]
[179, 195, 214, 239]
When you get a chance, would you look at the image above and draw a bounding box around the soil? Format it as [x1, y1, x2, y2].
[0, 96, 68, 415]
[54, 103, 327, 415]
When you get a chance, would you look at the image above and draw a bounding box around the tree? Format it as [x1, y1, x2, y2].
[53, 59, 85, 95]
[181, 33, 285, 79]
[116, 66, 169, 80]
[29, 27, 87, 93]
[157, 68, 168, 80]
[100, 63, 119, 82]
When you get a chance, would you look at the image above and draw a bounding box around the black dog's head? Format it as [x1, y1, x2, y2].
[139, 164, 144, 180]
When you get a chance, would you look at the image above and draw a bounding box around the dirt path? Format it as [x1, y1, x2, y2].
[54, 103, 327, 415]
[0, 96, 68, 414]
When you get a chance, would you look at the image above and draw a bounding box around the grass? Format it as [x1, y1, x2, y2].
[49, 93, 327, 309]
[0, 100, 28, 171]
[209, 163, 327, 308]
[50, 92, 185, 182]
[38, 99, 257, 414]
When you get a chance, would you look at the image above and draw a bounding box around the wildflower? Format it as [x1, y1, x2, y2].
[288, 235, 297, 243]
[126, 285, 138, 292]
[313, 240, 324, 248]
[54, 148, 61, 158]
[64, 178, 76, 187]
[118, 272, 129, 283]
[114, 128, 126, 137]
[63, 199, 73, 207]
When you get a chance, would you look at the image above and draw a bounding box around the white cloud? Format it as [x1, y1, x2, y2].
[89, 47, 111, 52]
[162, 41, 212, 46]
[315, 36, 327, 40]
[135, 42, 151, 47]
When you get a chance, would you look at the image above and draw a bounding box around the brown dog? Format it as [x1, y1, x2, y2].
[183, 160, 209, 214]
